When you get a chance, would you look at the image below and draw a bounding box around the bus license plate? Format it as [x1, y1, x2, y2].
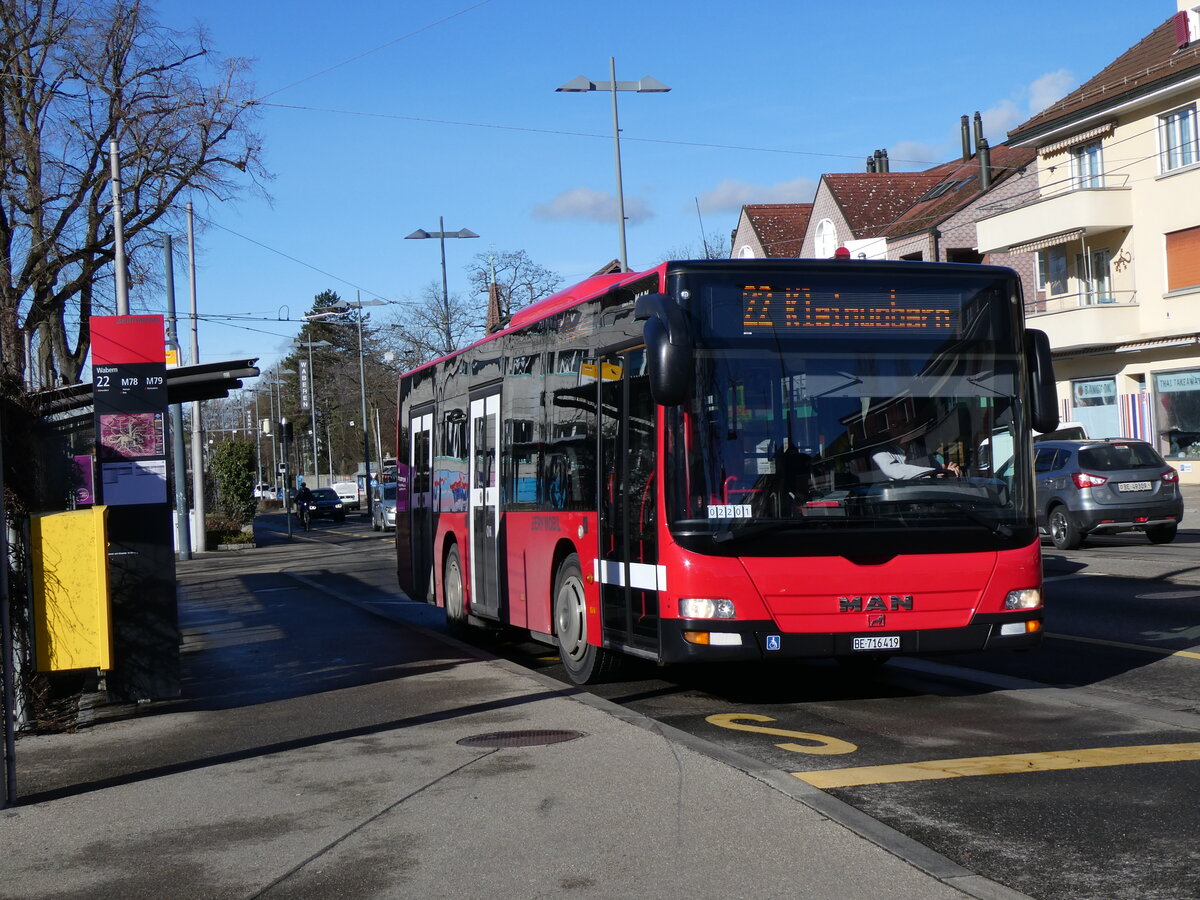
[852, 635, 900, 651]
[1117, 481, 1151, 492]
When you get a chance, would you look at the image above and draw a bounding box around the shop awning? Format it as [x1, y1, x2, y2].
[1008, 230, 1084, 255]
[1040, 122, 1115, 158]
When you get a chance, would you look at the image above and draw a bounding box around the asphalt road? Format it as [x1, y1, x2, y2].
[251, 513, 1200, 900]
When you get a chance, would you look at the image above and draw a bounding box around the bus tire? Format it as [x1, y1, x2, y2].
[444, 544, 468, 636]
[554, 553, 620, 684]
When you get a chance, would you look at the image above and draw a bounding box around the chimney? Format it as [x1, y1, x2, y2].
[973, 112, 984, 154]
[880, 149, 890, 173]
[485, 281, 503, 333]
[979, 138, 992, 190]
[961, 114, 971, 162]
[866, 155, 877, 173]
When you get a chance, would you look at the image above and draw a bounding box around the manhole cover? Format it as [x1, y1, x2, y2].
[457, 729, 585, 748]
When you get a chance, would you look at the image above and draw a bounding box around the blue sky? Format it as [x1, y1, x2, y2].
[148, 0, 1179, 372]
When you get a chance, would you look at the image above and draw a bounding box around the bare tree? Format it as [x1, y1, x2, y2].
[0, 0, 268, 384]
[465, 248, 562, 326]
[389, 281, 484, 366]
[659, 230, 732, 262]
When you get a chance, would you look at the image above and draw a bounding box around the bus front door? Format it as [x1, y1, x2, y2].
[469, 392, 501, 619]
[598, 349, 658, 655]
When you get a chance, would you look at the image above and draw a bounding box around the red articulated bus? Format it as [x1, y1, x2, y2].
[394, 259, 1059, 684]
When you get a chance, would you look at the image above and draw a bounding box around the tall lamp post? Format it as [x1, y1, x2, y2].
[405, 217, 479, 312]
[327, 295, 388, 511]
[557, 59, 670, 272]
[294, 339, 331, 487]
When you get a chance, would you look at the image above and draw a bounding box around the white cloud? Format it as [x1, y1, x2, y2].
[892, 69, 1080, 167]
[532, 187, 653, 224]
[980, 99, 1024, 142]
[697, 177, 817, 213]
[889, 141, 942, 169]
[1028, 69, 1077, 115]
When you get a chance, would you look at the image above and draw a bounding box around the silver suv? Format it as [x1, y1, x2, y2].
[1034, 439, 1183, 549]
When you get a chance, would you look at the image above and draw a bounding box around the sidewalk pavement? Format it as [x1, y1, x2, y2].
[1, 527, 1032, 899]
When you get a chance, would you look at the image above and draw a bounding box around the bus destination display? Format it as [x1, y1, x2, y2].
[743, 285, 961, 335]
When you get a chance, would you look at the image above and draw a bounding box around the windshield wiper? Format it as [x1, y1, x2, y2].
[712, 521, 811, 543]
[925, 500, 1013, 537]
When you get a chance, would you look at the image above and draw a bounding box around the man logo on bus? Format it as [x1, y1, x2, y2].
[838, 595, 914, 612]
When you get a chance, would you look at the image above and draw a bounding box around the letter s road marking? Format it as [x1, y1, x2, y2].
[705, 713, 857, 755]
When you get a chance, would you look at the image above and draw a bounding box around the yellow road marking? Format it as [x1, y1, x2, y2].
[1046, 631, 1200, 660]
[794, 742, 1200, 789]
[707, 713, 857, 755]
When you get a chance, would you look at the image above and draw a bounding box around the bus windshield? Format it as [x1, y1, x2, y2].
[664, 268, 1033, 554]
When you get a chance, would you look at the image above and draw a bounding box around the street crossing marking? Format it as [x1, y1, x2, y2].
[794, 742, 1200, 788]
[1046, 632, 1200, 661]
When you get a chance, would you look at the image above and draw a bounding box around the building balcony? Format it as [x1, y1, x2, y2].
[1024, 290, 1140, 351]
[977, 179, 1132, 255]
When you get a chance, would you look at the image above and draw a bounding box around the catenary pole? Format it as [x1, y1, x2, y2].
[109, 141, 129, 315]
[164, 236, 191, 560]
[187, 202, 205, 551]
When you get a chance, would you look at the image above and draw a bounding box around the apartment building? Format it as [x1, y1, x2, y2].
[977, 2, 1200, 477]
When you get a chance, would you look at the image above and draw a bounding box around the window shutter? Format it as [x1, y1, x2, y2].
[1166, 226, 1200, 291]
[1175, 11, 1190, 49]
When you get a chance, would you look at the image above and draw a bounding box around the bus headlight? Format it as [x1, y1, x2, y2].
[680, 598, 736, 619]
[1004, 588, 1042, 610]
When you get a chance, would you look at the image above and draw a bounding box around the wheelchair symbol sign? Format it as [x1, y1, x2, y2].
[766, 635, 781, 651]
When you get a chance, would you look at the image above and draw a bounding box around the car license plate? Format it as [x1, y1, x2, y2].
[852, 635, 900, 651]
[1117, 481, 1152, 492]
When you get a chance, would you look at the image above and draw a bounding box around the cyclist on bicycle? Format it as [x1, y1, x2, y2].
[294, 481, 314, 529]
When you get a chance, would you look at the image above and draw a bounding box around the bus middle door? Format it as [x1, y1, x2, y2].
[409, 411, 433, 601]
[469, 391, 501, 620]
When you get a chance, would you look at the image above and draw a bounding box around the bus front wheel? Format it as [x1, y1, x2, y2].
[443, 544, 468, 636]
[554, 553, 619, 684]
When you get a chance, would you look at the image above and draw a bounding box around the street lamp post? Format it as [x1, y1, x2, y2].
[293, 339, 331, 487]
[405, 217, 479, 311]
[327, 295, 387, 512]
[276, 369, 298, 491]
[557, 59, 670, 272]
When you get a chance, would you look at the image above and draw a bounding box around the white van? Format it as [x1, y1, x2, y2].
[332, 481, 360, 510]
[1033, 422, 1089, 442]
[979, 422, 1089, 476]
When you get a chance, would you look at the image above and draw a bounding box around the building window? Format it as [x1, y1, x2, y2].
[1166, 226, 1200, 292]
[1070, 141, 1104, 189]
[1071, 377, 1118, 438]
[1038, 246, 1068, 294]
[814, 219, 837, 258]
[1160, 105, 1198, 173]
[738, 245, 755, 258]
[1075, 248, 1113, 304]
[1155, 370, 1200, 459]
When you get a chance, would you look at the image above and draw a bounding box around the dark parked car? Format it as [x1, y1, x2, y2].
[307, 487, 346, 522]
[1034, 439, 1183, 549]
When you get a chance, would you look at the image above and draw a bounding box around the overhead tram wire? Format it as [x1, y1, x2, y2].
[250, 101, 935, 167]
[753, 119, 1175, 256]
[251, 0, 497, 103]
[183, 207, 406, 305]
